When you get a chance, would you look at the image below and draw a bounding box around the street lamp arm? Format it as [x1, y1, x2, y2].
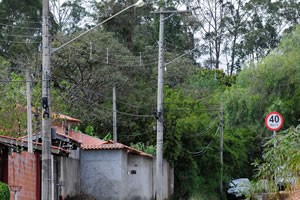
[52, 0, 144, 53]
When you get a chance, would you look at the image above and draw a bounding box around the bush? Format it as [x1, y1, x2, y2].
[0, 182, 10, 200]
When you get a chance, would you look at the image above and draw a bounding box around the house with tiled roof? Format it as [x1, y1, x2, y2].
[0, 112, 174, 200]
[64, 126, 173, 200]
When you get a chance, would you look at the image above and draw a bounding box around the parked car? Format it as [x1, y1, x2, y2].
[227, 178, 251, 200]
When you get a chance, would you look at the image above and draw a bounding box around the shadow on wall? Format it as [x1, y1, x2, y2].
[64, 193, 96, 200]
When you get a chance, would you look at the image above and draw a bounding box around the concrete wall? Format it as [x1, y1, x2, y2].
[126, 154, 154, 200]
[80, 150, 126, 200]
[152, 159, 174, 199]
[161, 160, 174, 198]
[60, 156, 80, 199]
[80, 150, 174, 200]
[69, 148, 80, 160]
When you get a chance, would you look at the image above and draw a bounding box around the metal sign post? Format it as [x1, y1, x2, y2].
[265, 111, 284, 192]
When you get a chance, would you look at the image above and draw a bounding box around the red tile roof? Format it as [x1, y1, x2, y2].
[15, 109, 153, 158]
[64, 128, 107, 147]
[58, 128, 153, 158]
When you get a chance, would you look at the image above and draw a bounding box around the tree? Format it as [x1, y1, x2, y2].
[162, 69, 241, 199]
[238, 0, 300, 67]
[224, 25, 300, 130]
[222, 26, 300, 190]
[189, 0, 229, 69]
[0, 0, 42, 58]
[50, 0, 93, 34]
[94, 0, 153, 50]
[51, 29, 150, 134]
[223, 0, 252, 74]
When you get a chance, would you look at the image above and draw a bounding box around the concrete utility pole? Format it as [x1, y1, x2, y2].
[40, 1, 144, 198]
[26, 70, 33, 153]
[113, 86, 117, 143]
[42, 0, 52, 199]
[152, 8, 191, 200]
[220, 103, 224, 195]
[156, 6, 165, 200]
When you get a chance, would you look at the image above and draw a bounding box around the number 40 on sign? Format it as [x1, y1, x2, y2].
[265, 111, 284, 131]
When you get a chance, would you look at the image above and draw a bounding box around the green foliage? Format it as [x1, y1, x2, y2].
[51, 29, 150, 135]
[85, 125, 94, 136]
[224, 25, 300, 130]
[0, 72, 27, 137]
[103, 133, 112, 141]
[130, 142, 156, 156]
[0, 0, 42, 58]
[253, 125, 300, 192]
[222, 25, 300, 195]
[0, 182, 10, 200]
[1, 1, 299, 199]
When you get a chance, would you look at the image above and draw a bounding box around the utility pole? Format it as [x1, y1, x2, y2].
[113, 86, 117, 143]
[156, 6, 165, 200]
[152, 7, 191, 200]
[39, 2, 144, 199]
[42, 0, 52, 199]
[26, 70, 33, 153]
[220, 103, 224, 196]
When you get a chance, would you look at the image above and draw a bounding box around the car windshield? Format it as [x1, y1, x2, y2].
[230, 178, 250, 188]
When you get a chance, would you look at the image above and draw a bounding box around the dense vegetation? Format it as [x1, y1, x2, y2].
[0, 181, 10, 200]
[0, 0, 299, 199]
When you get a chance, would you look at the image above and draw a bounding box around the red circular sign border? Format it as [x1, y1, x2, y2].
[265, 111, 284, 131]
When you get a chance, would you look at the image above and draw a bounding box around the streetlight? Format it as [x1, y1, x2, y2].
[41, 1, 144, 199]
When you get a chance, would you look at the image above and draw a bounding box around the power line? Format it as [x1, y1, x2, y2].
[171, 126, 219, 156]
[0, 34, 41, 38]
[0, 22, 41, 30]
[117, 110, 153, 118]
[0, 17, 41, 24]
[119, 129, 154, 138]
[0, 39, 41, 44]
[0, 79, 40, 83]
[64, 88, 155, 118]
[52, 75, 157, 109]
[52, 40, 159, 66]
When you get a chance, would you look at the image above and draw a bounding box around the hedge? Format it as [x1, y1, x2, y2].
[0, 181, 10, 200]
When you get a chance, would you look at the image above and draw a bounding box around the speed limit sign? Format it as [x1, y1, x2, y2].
[265, 112, 284, 131]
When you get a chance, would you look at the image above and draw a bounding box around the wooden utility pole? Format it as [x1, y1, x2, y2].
[26, 70, 33, 153]
[42, 0, 52, 199]
[113, 86, 117, 143]
[220, 103, 224, 196]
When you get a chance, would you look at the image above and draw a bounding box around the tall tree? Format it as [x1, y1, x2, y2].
[190, 0, 229, 69]
[50, 0, 92, 34]
[239, 0, 300, 67]
[94, 0, 152, 50]
[51, 29, 149, 133]
[223, 0, 252, 74]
